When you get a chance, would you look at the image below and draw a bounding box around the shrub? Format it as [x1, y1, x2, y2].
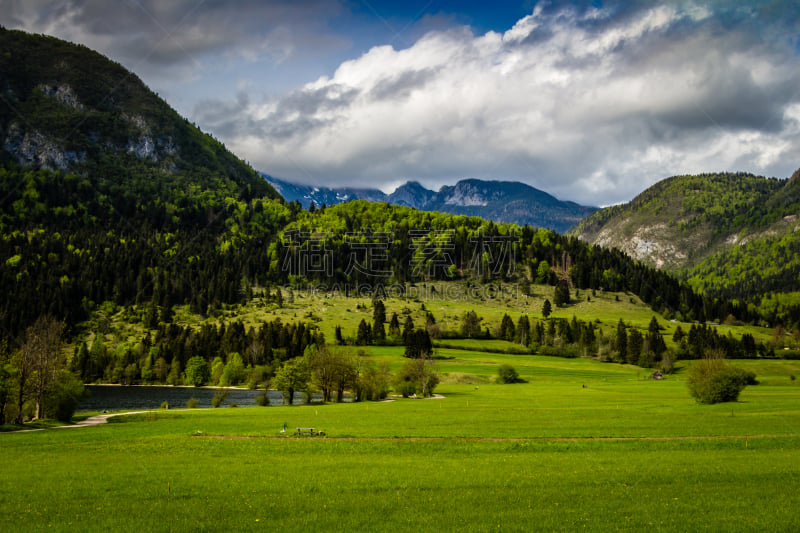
[44, 371, 89, 422]
[497, 364, 520, 384]
[394, 357, 439, 397]
[186, 397, 199, 409]
[160, 401, 169, 410]
[255, 390, 270, 406]
[396, 381, 417, 398]
[687, 359, 756, 404]
[211, 390, 228, 408]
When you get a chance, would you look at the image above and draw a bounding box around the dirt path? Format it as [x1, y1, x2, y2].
[2, 411, 153, 434]
[192, 433, 797, 442]
[55, 411, 151, 428]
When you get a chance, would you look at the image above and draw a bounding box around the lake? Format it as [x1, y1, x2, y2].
[79, 385, 304, 411]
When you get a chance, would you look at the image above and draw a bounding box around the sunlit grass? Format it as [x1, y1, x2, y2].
[89, 281, 782, 357]
[2, 355, 800, 531]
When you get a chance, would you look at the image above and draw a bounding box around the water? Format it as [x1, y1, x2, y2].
[79, 385, 301, 411]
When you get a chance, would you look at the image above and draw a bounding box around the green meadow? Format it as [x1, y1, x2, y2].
[3, 352, 800, 532]
[91, 280, 789, 356]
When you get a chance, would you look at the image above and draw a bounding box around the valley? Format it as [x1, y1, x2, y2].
[1, 20, 800, 533]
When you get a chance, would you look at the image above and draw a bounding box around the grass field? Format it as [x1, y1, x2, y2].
[2, 352, 800, 531]
[84, 280, 793, 359]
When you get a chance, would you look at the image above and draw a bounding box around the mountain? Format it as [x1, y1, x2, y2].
[421, 179, 596, 233]
[263, 175, 597, 233]
[0, 27, 780, 403]
[569, 171, 800, 314]
[388, 180, 436, 208]
[569, 172, 799, 269]
[0, 27, 280, 217]
[0, 28, 282, 335]
[264, 176, 386, 208]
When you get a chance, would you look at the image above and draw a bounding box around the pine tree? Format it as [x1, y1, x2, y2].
[356, 319, 372, 346]
[499, 314, 515, 341]
[373, 300, 386, 325]
[404, 329, 432, 359]
[542, 299, 552, 319]
[372, 300, 386, 341]
[389, 313, 401, 337]
[628, 329, 643, 363]
[461, 310, 481, 338]
[554, 280, 571, 307]
[515, 315, 531, 346]
[402, 316, 415, 343]
[616, 319, 628, 361]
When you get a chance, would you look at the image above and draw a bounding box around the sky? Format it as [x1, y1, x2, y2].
[1, 0, 799, 206]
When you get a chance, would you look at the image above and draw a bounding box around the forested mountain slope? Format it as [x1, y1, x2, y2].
[570, 171, 800, 324]
[0, 27, 280, 335]
[0, 26, 280, 223]
[570, 172, 800, 269]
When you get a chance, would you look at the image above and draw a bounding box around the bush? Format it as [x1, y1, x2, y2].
[396, 381, 417, 398]
[211, 389, 228, 408]
[255, 390, 271, 406]
[160, 401, 169, 410]
[497, 364, 520, 384]
[394, 358, 439, 397]
[186, 397, 199, 409]
[44, 371, 89, 422]
[687, 359, 756, 404]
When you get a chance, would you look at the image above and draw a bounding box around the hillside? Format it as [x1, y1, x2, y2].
[0, 27, 280, 225]
[569, 171, 800, 322]
[0, 28, 284, 335]
[264, 175, 597, 233]
[570, 172, 800, 268]
[569, 172, 800, 269]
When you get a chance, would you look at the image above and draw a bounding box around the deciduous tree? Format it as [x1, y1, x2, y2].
[15, 315, 65, 422]
[272, 358, 311, 405]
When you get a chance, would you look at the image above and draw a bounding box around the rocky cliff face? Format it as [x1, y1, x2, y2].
[441, 181, 491, 206]
[2, 81, 177, 170]
[387, 181, 435, 208]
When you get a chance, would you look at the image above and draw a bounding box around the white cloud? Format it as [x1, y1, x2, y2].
[7, 1, 796, 206]
[202, 2, 799, 206]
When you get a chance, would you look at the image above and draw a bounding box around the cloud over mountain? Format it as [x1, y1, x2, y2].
[196, 2, 800, 205]
[3, 1, 799, 205]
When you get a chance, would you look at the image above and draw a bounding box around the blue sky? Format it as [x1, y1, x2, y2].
[2, 0, 799, 205]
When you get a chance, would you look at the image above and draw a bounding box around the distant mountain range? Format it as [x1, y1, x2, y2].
[262, 175, 597, 233]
